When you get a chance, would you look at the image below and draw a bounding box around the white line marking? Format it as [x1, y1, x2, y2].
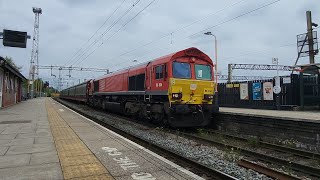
[56, 100, 205, 180]
[59, 109, 64, 112]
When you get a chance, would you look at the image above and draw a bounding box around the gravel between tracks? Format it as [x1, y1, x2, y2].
[59, 99, 271, 180]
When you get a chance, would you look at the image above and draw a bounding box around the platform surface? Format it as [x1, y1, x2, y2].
[0, 98, 62, 179]
[0, 98, 204, 180]
[219, 107, 320, 121]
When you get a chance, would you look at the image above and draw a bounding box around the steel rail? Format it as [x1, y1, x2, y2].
[238, 159, 300, 180]
[179, 132, 320, 178]
[205, 130, 320, 160]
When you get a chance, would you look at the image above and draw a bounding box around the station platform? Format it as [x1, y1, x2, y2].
[219, 107, 320, 122]
[0, 98, 203, 180]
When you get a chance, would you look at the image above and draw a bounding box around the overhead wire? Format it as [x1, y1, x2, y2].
[109, 0, 282, 71]
[102, 0, 248, 64]
[69, 0, 142, 66]
[187, 0, 281, 38]
[73, 0, 157, 66]
[63, 0, 127, 66]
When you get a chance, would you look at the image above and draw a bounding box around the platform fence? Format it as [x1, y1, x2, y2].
[217, 74, 303, 109]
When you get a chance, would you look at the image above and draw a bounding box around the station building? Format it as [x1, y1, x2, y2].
[0, 56, 27, 108]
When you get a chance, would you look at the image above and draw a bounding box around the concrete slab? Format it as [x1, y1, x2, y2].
[0, 134, 16, 140]
[0, 125, 9, 129]
[0, 163, 63, 180]
[0, 154, 30, 168]
[1, 127, 22, 134]
[76, 132, 112, 141]
[36, 128, 52, 137]
[71, 126, 98, 133]
[6, 143, 56, 155]
[34, 137, 54, 144]
[0, 126, 8, 134]
[37, 125, 50, 129]
[15, 132, 37, 139]
[0, 146, 9, 155]
[0, 139, 11, 146]
[18, 128, 35, 134]
[67, 122, 90, 127]
[15, 132, 53, 139]
[0, 138, 34, 147]
[30, 151, 59, 165]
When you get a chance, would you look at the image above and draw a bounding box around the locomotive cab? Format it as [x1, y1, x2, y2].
[166, 55, 217, 127]
[169, 60, 215, 104]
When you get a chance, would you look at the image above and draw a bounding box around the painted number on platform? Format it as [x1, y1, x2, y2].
[102, 147, 156, 179]
[132, 172, 156, 180]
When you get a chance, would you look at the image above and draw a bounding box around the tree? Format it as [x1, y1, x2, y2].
[4, 56, 22, 72]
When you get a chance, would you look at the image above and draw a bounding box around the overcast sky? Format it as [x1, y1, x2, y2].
[0, 0, 319, 88]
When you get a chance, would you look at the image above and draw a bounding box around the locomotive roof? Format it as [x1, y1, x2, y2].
[95, 47, 212, 81]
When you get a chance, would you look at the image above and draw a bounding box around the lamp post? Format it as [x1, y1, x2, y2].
[204, 32, 219, 108]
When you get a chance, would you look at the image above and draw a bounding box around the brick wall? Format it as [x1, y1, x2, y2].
[1, 72, 22, 108]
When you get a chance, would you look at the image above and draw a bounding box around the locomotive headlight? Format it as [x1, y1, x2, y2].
[204, 94, 214, 100]
[172, 93, 182, 99]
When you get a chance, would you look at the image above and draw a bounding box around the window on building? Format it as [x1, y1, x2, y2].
[155, 65, 163, 79]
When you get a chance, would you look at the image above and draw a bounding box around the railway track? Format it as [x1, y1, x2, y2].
[237, 159, 300, 180]
[179, 130, 320, 179]
[55, 98, 319, 179]
[54, 98, 237, 180]
[205, 129, 320, 160]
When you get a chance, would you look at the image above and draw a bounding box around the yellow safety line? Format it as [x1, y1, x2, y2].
[45, 99, 114, 180]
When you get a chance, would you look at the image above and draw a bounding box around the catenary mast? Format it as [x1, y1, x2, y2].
[29, 7, 42, 98]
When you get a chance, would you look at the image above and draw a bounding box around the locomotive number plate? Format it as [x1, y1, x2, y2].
[190, 84, 197, 90]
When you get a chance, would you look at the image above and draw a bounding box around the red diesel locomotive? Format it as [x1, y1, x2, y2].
[60, 47, 218, 127]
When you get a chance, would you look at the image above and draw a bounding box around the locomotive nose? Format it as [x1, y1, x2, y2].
[169, 78, 215, 105]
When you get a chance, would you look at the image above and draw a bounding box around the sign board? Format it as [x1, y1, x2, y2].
[263, 82, 273, 100]
[273, 85, 281, 94]
[252, 82, 262, 100]
[296, 31, 318, 57]
[274, 76, 281, 87]
[283, 77, 291, 84]
[233, 84, 240, 88]
[226, 84, 233, 88]
[2, 29, 28, 48]
[272, 58, 278, 64]
[240, 83, 249, 100]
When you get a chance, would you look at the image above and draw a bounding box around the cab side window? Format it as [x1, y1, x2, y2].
[155, 65, 163, 79]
